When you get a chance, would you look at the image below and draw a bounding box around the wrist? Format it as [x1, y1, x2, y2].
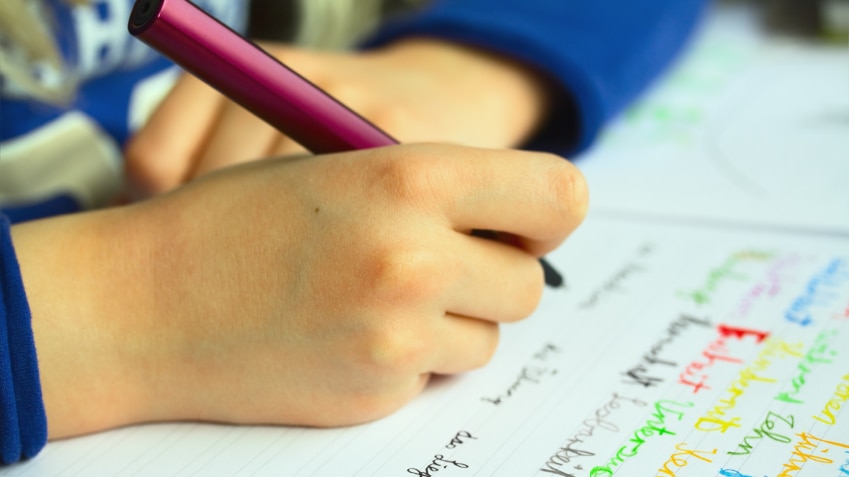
[11, 206, 164, 438]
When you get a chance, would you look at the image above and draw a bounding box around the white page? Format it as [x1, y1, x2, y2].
[4, 215, 848, 477]
[577, 6, 849, 233]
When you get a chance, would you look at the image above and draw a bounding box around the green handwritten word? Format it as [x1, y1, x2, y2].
[776, 329, 838, 405]
[679, 251, 773, 306]
[695, 339, 802, 433]
[728, 411, 795, 456]
[589, 400, 693, 477]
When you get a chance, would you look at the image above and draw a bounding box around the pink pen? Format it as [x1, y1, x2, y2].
[128, 0, 396, 153]
[128, 0, 563, 288]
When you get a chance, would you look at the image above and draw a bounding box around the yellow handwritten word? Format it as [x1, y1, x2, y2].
[779, 432, 849, 476]
[679, 251, 773, 306]
[657, 442, 716, 477]
[589, 400, 693, 477]
[695, 339, 803, 433]
[812, 373, 849, 425]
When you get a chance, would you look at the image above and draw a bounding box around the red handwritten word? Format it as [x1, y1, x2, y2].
[678, 325, 769, 394]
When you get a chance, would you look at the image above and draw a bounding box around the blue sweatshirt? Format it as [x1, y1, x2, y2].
[0, 0, 708, 464]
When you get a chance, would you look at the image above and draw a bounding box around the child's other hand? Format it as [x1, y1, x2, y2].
[125, 40, 551, 199]
[15, 144, 586, 437]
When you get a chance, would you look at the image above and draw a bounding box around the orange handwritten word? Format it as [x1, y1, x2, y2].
[679, 325, 769, 394]
[657, 442, 716, 477]
[779, 432, 849, 476]
[812, 373, 849, 425]
[695, 339, 803, 433]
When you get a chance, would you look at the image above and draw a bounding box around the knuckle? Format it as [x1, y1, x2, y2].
[362, 243, 443, 306]
[369, 151, 439, 207]
[360, 325, 430, 376]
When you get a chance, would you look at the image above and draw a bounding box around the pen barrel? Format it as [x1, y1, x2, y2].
[129, 0, 398, 154]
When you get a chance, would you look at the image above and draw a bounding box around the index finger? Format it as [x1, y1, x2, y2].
[382, 144, 589, 257]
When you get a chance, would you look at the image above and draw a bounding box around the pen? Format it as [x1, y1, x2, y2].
[128, 0, 563, 287]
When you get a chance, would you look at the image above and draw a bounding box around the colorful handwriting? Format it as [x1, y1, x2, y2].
[812, 373, 849, 425]
[733, 254, 799, 318]
[679, 324, 770, 394]
[719, 470, 766, 477]
[840, 451, 849, 476]
[679, 251, 773, 306]
[540, 393, 646, 477]
[776, 330, 838, 405]
[785, 258, 849, 327]
[622, 314, 711, 388]
[657, 442, 716, 477]
[695, 339, 803, 433]
[728, 411, 795, 455]
[778, 432, 849, 476]
[589, 400, 693, 477]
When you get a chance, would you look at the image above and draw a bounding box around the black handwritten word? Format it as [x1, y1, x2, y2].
[533, 343, 561, 361]
[481, 366, 555, 406]
[590, 399, 694, 477]
[579, 263, 645, 309]
[407, 455, 468, 476]
[445, 431, 477, 450]
[728, 411, 795, 455]
[540, 393, 646, 477]
[622, 314, 711, 388]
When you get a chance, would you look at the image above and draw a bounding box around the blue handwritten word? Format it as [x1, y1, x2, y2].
[719, 470, 766, 477]
[785, 258, 849, 327]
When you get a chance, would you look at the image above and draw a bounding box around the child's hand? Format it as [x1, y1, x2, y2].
[125, 40, 551, 198]
[14, 144, 586, 438]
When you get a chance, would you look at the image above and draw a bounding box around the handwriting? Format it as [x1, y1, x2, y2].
[785, 257, 849, 326]
[775, 329, 838, 404]
[540, 393, 646, 477]
[840, 451, 849, 476]
[407, 455, 468, 476]
[622, 314, 711, 388]
[695, 339, 802, 433]
[778, 432, 849, 476]
[589, 399, 693, 476]
[445, 431, 477, 450]
[657, 442, 717, 477]
[812, 373, 849, 425]
[733, 254, 799, 318]
[679, 251, 773, 305]
[719, 470, 767, 477]
[579, 263, 646, 310]
[728, 411, 795, 455]
[481, 366, 556, 406]
[679, 324, 769, 394]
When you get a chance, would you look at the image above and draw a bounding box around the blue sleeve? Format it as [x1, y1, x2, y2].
[362, 0, 710, 157]
[0, 214, 47, 465]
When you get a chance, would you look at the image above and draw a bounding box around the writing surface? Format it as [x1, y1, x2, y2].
[4, 215, 847, 477]
[578, 5, 849, 233]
